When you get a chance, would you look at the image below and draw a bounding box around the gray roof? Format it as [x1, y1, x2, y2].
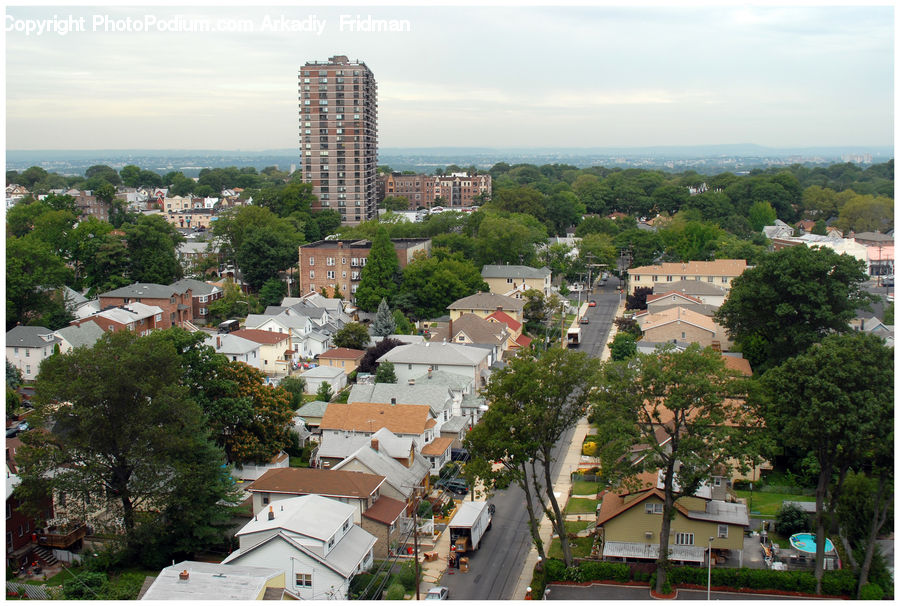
[100, 282, 190, 299]
[54, 322, 105, 350]
[244, 313, 310, 332]
[481, 264, 551, 280]
[300, 366, 345, 380]
[372, 334, 426, 345]
[332, 439, 430, 499]
[296, 400, 330, 419]
[204, 334, 259, 356]
[646, 302, 720, 317]
[410, 369, 474, 391]
[319, 427, 412, 461]
[141, 560, 283, 601]
[347, 383, 452, 416]
[6, 325, 60, 348]
[686, 499, 749, 526]
[378, 342, 490, 366]
[655, 280, 728, 296]
[603, 541, 705, 563]
[448, 292, 524, 312]
[235, 494, 353, 542]
[440, 415, 469, 434]
[854, 231, 893, 243]
[170, 278, 220, 297]
[461, 394, 487, 411]
[61, 285, 89, 308]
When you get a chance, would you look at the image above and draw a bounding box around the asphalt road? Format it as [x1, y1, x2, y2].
[441, 280, 622, 599]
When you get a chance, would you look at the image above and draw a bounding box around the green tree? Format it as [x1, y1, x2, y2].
[466, 349, 602, 567]
[259, 278, 287, 307]
[374, 361, 397, 384]
[715, 245, 870, 371]
[392, 310, 414, 335]
[85, 164, 121, 186]
[372, 298, 397, 337]
[279, 376, 307, 408]
[398, 250, 488, 320]
[206, 280, 260, 325]
[835, 194, 894, 233]
[475, 213, 547, 266]
[592, 344, 759, 594]
[15, 330, 226, 538]
[609, 332, 637, 361]
[748, 201, 777, 232]
[6, 235, 73, 329]
[775, 503, 811, 536]
[124, 214, 184, 284]
[237, 227, 297, 290]
[119, 164, 142, 187]
[355, 227, 401, 312]
[760, 333, 893, 594]
[381, 196, 410, 211]
[333, 322, 371, 350]
[316, 381, 334, 402]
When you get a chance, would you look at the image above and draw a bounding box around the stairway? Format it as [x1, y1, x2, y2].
[33, 545, 59, 567]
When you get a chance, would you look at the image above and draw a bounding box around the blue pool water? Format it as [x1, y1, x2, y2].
[789, 533, 835, 554]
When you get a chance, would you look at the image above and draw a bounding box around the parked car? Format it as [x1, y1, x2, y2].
[425, 586, 449, 600]
[882, 276, 894, 287]
[580, 316, 589, 324]
[589, 300, 597, 307]
[437, 477, 468, 495]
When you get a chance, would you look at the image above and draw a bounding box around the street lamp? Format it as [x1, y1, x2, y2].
[707, 536, 715, 600]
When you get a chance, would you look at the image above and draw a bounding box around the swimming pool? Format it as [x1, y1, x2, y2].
[789, 533, 835, 554]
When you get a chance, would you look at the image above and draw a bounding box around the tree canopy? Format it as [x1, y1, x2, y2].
[354, 227, 401, 312]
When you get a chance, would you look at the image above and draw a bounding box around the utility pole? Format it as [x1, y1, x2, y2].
[413, 495, 420, 601]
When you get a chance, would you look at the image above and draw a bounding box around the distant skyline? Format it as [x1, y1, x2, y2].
[5, 5, 894, 151]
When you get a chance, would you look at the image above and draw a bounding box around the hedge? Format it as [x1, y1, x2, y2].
[541, 558, 858, 597]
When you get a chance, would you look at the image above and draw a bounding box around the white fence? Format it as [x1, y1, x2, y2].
[53, 549, 83, 564]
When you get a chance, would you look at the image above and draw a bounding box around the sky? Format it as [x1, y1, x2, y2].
[3, 3, 895, 150]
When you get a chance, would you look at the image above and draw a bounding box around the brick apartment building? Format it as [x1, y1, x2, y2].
[379, 172, 492, 210]
[299, 55, 378, 226]
[298, 238, 431, 300]
[98, 282, 195, 329]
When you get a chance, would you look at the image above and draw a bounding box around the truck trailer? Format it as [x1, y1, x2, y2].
[448, 501, 494, 554]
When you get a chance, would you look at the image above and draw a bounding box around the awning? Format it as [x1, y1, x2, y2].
[602, 541, 705, 563]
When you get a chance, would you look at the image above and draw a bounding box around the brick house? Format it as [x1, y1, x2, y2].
[99, 283, 194, 329]
[170, 278, 224, 324]
[69, 302, 164, 336]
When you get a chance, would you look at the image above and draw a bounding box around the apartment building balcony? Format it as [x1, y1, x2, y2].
[38, 524, 87, 549]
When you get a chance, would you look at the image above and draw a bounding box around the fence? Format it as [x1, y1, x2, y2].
[7, 581, 62, 600]
[53, 549, 83, 564]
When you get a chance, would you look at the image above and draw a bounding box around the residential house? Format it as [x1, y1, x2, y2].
[644, 291, 720, 318]
[318, 348, 366, 375]
[376, 342, 493, 390]
[481, 264, 552, 298]
[6, 437, 54, 570]
[99, 282, 194, 329]
[447, 292, 525, 324]
[6, 326, 62, 381]
[429, 313, 509, 361]
[244, 312, 321, 362]
[141, 561, 286, 600]
[485, 310, 533, 351]
[295, 400, 330, 438]
[230, 329, 292, 376]
[247, 468, 385, 523]
[70, 302, 164, 336]
[170, 278, 224, 324]
[652, 280, 729, 308]
[319, 401, 437, 454]
[317, 427, 417, 471]
[52, 321, 105, 355]
[360, 495, 409, 559]
[176, 240, 221, 277]
[795, 219, 816, 234]
[638, 307, 732, 351]
[232, 452, 291, 483]
[203, 333, 262, 370]
[222, 494, 376, 600]
[299, 366, 346, 395]
[597, 483, 749, 566]
[627, 260, 748, 295]
[331, 433, 431, 507]
[403, 368, 487, 426]
[421, 437, 455, 474]
[762, 219, 794, 240]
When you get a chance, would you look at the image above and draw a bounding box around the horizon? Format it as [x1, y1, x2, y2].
[5, 6, 894, 151]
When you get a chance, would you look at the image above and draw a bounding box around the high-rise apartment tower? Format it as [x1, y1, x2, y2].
[299, 55, 378, 226]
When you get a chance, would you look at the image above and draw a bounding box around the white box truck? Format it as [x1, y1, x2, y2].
[449, 501, 494, 554]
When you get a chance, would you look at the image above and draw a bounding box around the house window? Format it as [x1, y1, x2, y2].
[25, 350, 29, 358]
[295, 573, 312, 587]
[343, 519, 350, 532]
[13, 347, 18, 355]
[667, 275, 673, 282]
[199, 308, 207, 316]
[326, 257, 335, 266]
[681, 332, 686, 339]
[262, 494, 270, 504]
[718, 525, 728, 538]
[199, 295, 208, 303]
[25, 365, 30, 375]
[713, 477, 721, 486]
[156, 313, 162, 322]
[327, 271, 335, 279]
[675, 532, 694, 545]
[309, 257, 315, 266]
[310, 271, 315, 279]
[707, 276, 714, 282]
[644, 503, 663, 514]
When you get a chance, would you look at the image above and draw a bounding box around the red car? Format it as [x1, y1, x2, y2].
[588, 300, 597, 307]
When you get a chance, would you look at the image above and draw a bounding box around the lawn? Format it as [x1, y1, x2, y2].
[565, 497, 598, 515]
[564, 520, 594, 534]
[571, 479, 601, 496]
[734, 490, 815, 517]
[548, 536, 593, 559]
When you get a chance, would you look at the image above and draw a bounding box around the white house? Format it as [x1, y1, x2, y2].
[300, 366, 346, 395]
[6, 326, 62, 380]
[222, 494, 376, 600]
[141, 561, 286, 600]
[203, 333, 262, 370]
[376, 342, 493, 390]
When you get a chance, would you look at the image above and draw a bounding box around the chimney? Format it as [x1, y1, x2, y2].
[217, 336, 221, 349]
[371, 438, 379, 451]
[448, 317, 453, 340]
[268, 505, 274, 521]
[179, 570, 189, 581]
[428, 367, 432, 379]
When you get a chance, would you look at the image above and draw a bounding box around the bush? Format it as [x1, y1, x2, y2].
[350, 571, 390, 600]
[62, 570, 108, 599]
[544, 558, 566, 582]
[774, 503, 810, 536]
[860, 583, 885, 600]
[577, 560, 630, 583]
[396, 560, 419, 591]
[417, 499, 433, 519]
[385, 582, 406, 600]
[581, 441, 599, 456]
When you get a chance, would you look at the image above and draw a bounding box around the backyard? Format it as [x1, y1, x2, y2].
[734, 490, 815, 517]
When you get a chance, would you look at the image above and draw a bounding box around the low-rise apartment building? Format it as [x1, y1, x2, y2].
[627, 260, 748, 295]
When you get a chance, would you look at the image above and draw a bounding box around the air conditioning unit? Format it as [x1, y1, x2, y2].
[645, 531, 653, 540]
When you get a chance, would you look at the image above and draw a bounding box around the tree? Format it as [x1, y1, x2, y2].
[358, 338, 403, 374]
[15, 330, 228, 542]
[381, 196, 410, 211]
[85, 164, 121, 186]
[333, 322, 371, 350]
[399, 251, 488, 320]
[316, 381, 334, 402]
[279, 376, 307, 408]
[715, 246, 871, 371]
[237, 227, 297, 291]
[372, 298, 397, 337]
[466, 349, 602, 567]
[475, 213, 547, 266]
[760, 333, 893, 594]
[259, 278, 287, 307]
[609, 332, 637, 361]
[119, 164, 142, 187]
[355, 227, 401, 312]
[775, 503, 810, 536]
[374, 361, 397, 384]
[124, 214, 184, 284]
[625, 286, 653, 311]
[6, 235, 73, 330]
[748, 201, 777, 232]
[592, 344, 758, 593]
[391, 310, 415, 335]
[835, 193, 893, 233]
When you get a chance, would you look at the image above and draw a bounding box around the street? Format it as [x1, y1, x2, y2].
[440, 278, 621, 599]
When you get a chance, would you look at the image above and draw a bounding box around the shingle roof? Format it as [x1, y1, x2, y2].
[235, 494, 353, 542]
[485, 310, 522, 332]
[318, 427, 413, 461]
[646, 291, 703, 305]
[332, 442, 430, 499]
[721, 355, 752, 376]
[296, 400, 330, 419]
[641, 306, 718, 334]
[100, 282, 190, 299]
[53, 321, 104, 350]
[231, 328, 292, 345]
[320, 347, 366, 360]
[321, 402, 433, 435]
[448, 292, 524, 312]
[248, 467, 384, 498]
[361, 495, 407, 525]
[169, 278, 220, 297]
[629, 259, 747, 277]
[421, 437, 454, 457]
[6, 326, 60, 348]
[378, 342, 490, 366]
[204, 333, 260, 355]
[347, 383, 452, 415]
[446, 314, 507, 345]
[481, 265, 551, 280]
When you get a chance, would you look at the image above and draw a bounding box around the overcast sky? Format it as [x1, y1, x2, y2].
[4, 4, 894, 150]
